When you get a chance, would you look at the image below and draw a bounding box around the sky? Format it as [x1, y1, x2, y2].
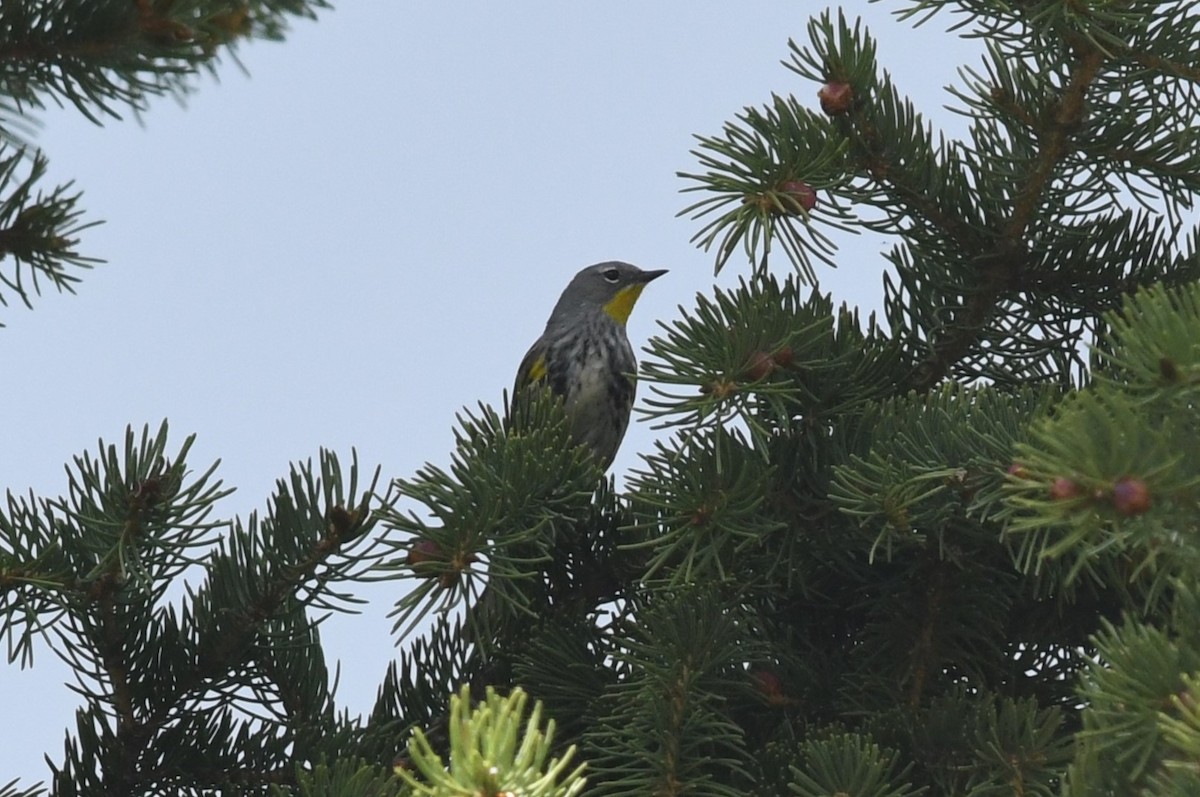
[0, 3, 984, 786]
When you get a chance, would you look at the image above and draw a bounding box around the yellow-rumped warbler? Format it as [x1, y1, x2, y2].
[513, 261, 667, 471]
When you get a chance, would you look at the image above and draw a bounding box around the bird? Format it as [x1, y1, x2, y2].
[512, 261, 667, 471]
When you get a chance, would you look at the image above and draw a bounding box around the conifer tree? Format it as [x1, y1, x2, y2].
[4, 2, 1200, 796]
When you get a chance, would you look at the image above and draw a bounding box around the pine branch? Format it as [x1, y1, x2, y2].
[88, 479, 375, 793]
[790, 733, 920, 797]
[0, 148, 99, 320]
[399, 686, 586, 797]
[2, 429, 381, 794]
[582, 591, 758, 797]
[0, 1, 330, 129]
[1130, 51, 1200, 83]
[0, 779, 44, 797]
[908, 40, 1105, 391]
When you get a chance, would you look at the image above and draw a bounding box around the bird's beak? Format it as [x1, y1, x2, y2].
[639, 269, 668, 283]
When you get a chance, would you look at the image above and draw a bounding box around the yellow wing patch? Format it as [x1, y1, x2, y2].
[528, 354, 548, 382]
[602, 284, 647, 325]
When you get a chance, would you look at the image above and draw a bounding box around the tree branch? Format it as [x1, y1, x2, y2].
[908, 43, 1108, 392]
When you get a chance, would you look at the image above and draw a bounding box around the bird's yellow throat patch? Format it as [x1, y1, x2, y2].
[602, 284, 646, 325]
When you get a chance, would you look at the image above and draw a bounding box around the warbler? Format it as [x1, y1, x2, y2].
[513, 261, 667, 471]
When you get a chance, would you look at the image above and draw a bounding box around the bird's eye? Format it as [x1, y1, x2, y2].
[602, 268, 620, 283]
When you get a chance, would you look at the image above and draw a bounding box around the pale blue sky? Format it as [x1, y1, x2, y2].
[1, 4, 982, 785]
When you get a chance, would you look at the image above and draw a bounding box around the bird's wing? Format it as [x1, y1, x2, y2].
[513, 336, 549, 395]
[508, 337, 550, 427]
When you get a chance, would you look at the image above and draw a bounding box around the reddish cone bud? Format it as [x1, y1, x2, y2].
[773, 346, 795, 367]
[752, 669, 784, 703]
[1112, 477, 1152, 516]
[1160, 357, 1179, 382]
[746, 351, 776, 381]
[1049, 477, 1080, 501]
[818, 81, 854, 115]
[779, 180, 817, 214]
[1007, 463, 1029, 479]
[406, 539, 442, 571]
